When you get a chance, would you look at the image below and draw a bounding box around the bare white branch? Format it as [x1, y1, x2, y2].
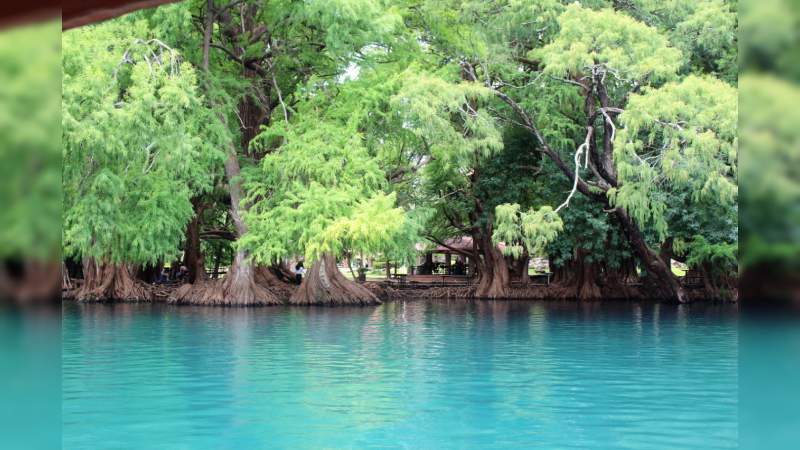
[555, 126, 593, 213]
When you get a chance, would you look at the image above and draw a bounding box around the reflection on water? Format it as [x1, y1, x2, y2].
[63, 300, 738, 449]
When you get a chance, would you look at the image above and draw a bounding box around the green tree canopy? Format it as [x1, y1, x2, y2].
[242, 71, 419, 264]
[63, 20, 225, 265]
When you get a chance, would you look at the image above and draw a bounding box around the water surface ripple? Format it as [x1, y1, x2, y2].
[63, 300, 738, 449]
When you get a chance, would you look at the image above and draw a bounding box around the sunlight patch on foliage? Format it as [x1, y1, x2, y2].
[493, 203, 563, 258]
[63, 20, 225, 265]
[535, 3, 682, 83]
[611, 75, 737, 240]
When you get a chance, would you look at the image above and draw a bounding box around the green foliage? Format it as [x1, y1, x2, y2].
[58, 0, 739, 285]
[300, 0, 403, 57]
[412, 0, 564, 62]
[544, 197, 636, 270]
[493, 203, 563, 258]
[392, 68, 503, 165]
[535, 4, 683, 82]
[683, 235, 737, 277]
[740, 0, 798, 80]
[611, 75, 737, 239]
[387, 65, 514, 246]
[62, 20, 225, 265]
[628, 0, 738, 82]
[0, 22, 61, 261]
[242, 74, 417, 264]
[739, 74, 800, 270]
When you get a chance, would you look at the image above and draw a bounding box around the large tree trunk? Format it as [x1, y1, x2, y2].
[218, 250, 280, 304]
[219, 150, 280, 303]
[421, 252, 433, 274]
[551, 248, 602, 300]
[254, 264, 296, 298]
[169, 154, 282, 305]
[170, 1, 281, 306]
[550, 262, 569, 285]
[170, 250, 281, 305]
[212, 246, 222, 279]
[62, 262, 73, 292]
[474, 233, 510, 298]
[615, 209, 688, 302]
[511, 251, 530, 284]
[575, 251, 602, 301]
[695, 262, 737, 301]
[0, 260, 61, 304]
[659, 237, 673, 268]
[182, 198, 207, 284]
[76, 259, 152, 302]
[485, 64, 688, 303]
[602, 257, 641, 300]
[290, 253, 380, 305]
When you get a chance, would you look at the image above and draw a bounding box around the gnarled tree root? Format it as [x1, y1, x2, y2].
[290, 253, 380, 306]
[75, 260, 152, 302]
[168, 279, 282, 306]
[168, 254, 283, 306]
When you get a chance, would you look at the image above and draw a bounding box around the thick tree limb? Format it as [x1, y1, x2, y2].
[200, 230, 236, 241]
[425, 235, 477, 260]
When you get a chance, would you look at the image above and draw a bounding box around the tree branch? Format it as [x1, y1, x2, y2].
[555, 126, 593, 212]
[424, 235, 476, 259]
[200, 230, 236, 241]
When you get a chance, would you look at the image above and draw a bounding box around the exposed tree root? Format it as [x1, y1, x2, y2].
[75, 259, 152, 302]
[474, 238, 511, 299]
[290, 253, 380, 306]
[254, 265, 296, 299]
[362, 281, 389, 299]
[168, 251, 283, 306]
[377, 282, 650, 301]
[0, 260, 61, 304]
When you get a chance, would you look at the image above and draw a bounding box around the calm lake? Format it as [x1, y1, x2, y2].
[62, 300, 739, 449]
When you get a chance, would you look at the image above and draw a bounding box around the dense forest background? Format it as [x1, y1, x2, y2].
[61, 0, 739, 304]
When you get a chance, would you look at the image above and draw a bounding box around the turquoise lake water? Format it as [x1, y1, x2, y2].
[62, 300, 739, 449]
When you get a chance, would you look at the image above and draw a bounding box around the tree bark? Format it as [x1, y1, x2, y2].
[615, 209, 687, 302]
[550, 263, 570, 286]
[290, 253, 380, 305]
[212, 246, 222, 279]
[575, 250, 602, 301]
[0, 260, 61, 304]
[62, 262, 73, 291]
[511, 251, 530, 284]
[474, 233, 510, 298]
[201, 0, 213, 71]
[170, 4, 283, 306]
[485, 62, 688, 303]
[551, 249, 602, 300]
[219, 251, 280, 304]
[601, 256, 640, 300]
[183, 197, 207, 284]
[422, 252, 433, 274]
[659, 237, 673, 269]
[76, 258, 152, 302]
[169, 154, 283, 305]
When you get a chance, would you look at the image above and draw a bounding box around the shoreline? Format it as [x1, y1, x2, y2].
[62, 279, 736, 305]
